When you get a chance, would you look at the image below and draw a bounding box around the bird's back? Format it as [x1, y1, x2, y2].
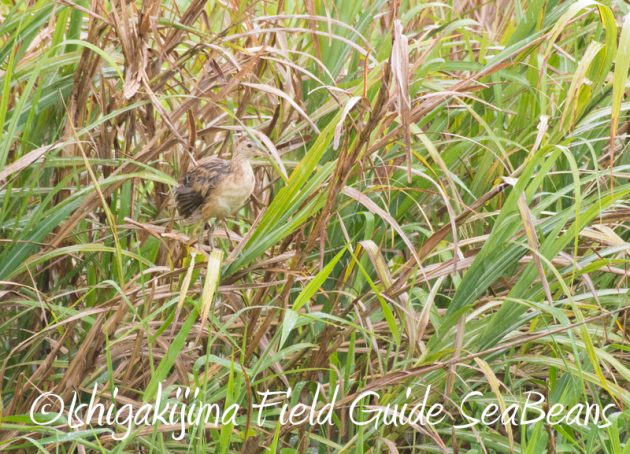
[175, 156, 231, 219]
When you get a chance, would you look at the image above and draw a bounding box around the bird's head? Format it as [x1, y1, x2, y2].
[235, 138, 264, 158]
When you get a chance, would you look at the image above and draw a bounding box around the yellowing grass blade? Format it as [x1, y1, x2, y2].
[517, 193, 553, 304]
[200, 249, 224, 330]
[475, 357, 515, 451]
[177, 250, 197, 310]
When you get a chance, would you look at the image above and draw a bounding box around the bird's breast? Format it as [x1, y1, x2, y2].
[201, 159, 255, 219]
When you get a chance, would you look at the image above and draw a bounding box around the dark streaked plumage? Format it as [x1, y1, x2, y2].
[175, 139, 259, 225]
[175, 157, 231, 218]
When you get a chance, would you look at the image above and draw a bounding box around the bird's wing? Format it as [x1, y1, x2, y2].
[175, 156, 231, 218]
[185, 156, 231, 197]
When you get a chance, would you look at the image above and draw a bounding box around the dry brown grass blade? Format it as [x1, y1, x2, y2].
[391, 19, 412, 183]
[333, 96, 362, 150]
[416, 276, 445, 351]
[445, 316, 465, 400]
[517, 193, 554, 304]
[0, 142, 60, 184]
[58, 312, 107, 399]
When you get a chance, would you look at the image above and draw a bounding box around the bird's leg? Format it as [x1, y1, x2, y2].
[207, 221, 216, 250]
[196, 223, 205, 250]
[222, 219, 233, 245]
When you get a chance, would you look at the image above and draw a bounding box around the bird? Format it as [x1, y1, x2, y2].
[175, 138, 262, 248]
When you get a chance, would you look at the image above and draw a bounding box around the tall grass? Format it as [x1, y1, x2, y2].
[0, 0, 628, 452]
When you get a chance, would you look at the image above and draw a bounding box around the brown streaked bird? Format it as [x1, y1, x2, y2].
[175, 138, 262, 247]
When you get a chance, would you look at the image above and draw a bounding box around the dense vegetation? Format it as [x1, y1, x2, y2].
[0, 0, 628, 452]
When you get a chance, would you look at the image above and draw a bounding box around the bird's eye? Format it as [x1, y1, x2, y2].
[247, 144, 252, 148]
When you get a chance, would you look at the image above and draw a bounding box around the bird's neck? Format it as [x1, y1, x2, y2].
[231, 153, 252, 172]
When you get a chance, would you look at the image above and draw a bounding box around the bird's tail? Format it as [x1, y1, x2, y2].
[174, 186, 204, 218]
